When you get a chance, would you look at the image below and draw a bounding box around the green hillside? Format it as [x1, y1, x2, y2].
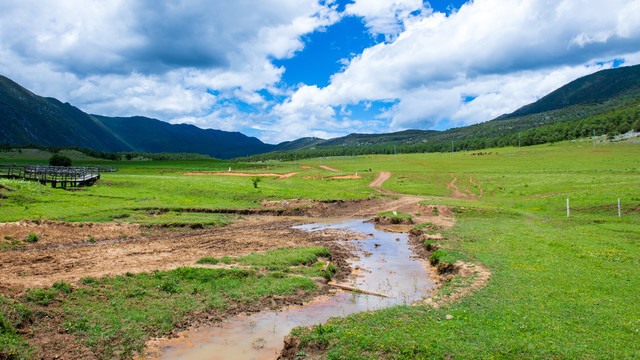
[93, 115, 273, 159]
[248, 64, 640, 160]
[501, 64, 640, 119]
[0, 76, 132, 152]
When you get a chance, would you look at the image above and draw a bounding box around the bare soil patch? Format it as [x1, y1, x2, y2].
[326, 174, 361, 179]
[0, 220, 143, 249]
[0, 217, 320, 293]
[0, 198, 444, 294]
[318, 165, 340, 172]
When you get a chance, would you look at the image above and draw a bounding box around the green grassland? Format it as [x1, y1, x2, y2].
[1, 138, 639, 359]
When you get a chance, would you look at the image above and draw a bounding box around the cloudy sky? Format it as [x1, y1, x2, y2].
[1, 0, 639, 144]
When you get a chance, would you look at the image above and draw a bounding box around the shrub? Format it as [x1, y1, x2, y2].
[0, 312, 13, 334]
[251, 177, 261, 188]
[52, 281, 74, 294]
[24, 233, 39, 243]
[429, 250, 445, 265]
[158, 279, 179, 294]
[48, 154, 72, 167]
[23, 288, 57, 306]
[81, 277, 100, 286]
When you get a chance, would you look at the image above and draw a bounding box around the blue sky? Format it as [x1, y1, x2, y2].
[1, 0, 639, 143]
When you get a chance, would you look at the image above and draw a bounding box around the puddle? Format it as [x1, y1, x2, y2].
[149, 218, 434, 360]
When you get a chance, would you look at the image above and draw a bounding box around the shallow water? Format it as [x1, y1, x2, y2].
[153, 218, 434, 360]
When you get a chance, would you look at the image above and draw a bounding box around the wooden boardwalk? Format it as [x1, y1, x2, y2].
[0, 164, 112, 188]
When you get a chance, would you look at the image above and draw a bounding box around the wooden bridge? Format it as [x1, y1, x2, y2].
[0, 164, 114, 188]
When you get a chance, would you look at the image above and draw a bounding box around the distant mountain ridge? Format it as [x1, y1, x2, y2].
[1, 64, 639, 159]
[0, 76, 132, 152]
[0, 75, 275, 159]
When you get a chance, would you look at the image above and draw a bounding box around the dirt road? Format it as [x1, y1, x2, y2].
[369, 171, 391, 187]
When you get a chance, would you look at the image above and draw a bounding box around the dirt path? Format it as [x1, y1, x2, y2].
[447, 173, 475, 199]
[369, 172, 399, 194]
[318, 165, 340, 172]
[183, 172, 299, 179]
[369, 171, 391, 187]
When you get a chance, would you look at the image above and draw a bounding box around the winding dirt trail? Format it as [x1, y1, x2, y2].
[370, 171, 391, 187]
[447, 173, 473, 199]
[369, 171, 398, 194]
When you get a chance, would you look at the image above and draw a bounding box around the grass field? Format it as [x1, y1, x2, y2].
[1, 138, 639, 359]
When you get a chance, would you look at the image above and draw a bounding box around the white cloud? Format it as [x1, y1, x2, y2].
[0, 0, 338, 122]
[2, 0, 640, 144]
[276, 0, 640, 137]
[345, 0, 431, 39]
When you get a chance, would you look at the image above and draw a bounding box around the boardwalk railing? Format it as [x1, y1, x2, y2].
[0, 164, 106, 188]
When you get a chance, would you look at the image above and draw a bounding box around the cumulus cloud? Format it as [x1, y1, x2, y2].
[276, 0, 640, 138]
[0, 0, 338, 121]
[1, 0, 639, 144]
[345, 0, 432, 39]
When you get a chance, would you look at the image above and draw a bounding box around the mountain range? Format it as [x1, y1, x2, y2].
[1, 64, 639, 159]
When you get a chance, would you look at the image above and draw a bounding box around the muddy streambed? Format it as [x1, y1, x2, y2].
[148, 218, 435, 359]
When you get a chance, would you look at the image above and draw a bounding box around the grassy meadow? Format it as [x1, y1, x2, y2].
[1, 137, 639, 359]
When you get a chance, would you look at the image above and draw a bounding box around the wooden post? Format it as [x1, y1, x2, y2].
[618, 198, 621, 217]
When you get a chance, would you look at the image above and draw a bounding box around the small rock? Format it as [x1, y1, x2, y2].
[374, 243, 381, 248]
[445, 314, 454, 320]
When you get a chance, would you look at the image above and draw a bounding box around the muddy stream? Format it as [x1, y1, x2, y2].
[148, 218, 435, 359]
